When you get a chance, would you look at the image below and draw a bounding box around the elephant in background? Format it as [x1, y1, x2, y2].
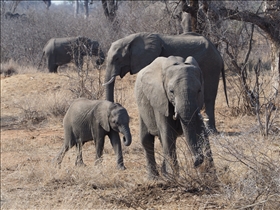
[5, 12, 26, 19]
[54, 98, 132, 170]
[103, 32, 228, 133]
[39, 36, 105, 73]
[135, 56, 215, 179]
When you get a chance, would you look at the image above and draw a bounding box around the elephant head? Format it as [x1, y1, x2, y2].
[141, 56, 205, 167]
[76, 36, 105, 66]
[103, 33, 162, 101]
[97, 102, 132, 147]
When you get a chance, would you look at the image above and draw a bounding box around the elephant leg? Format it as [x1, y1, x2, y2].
[95, 136, 105, 165]
[160, 129, 179, 177]
[75, 140, 85, 166]
[197, 114, 213, 163]
[48, 63, 58, 73]
[53, 65, 58, 73]
[155, 113, 179, 177]
[204, 99, 217, 133]
[108, 131, 126, 170]
[53, 130, 75, 167]
[196, 114, 215, 181]
[53, 144, 70, 168]
[140, 118, 159, 179]
[47, 56, 58, 73]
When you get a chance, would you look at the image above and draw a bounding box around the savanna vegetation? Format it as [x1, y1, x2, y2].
[1, 1, 279, 209]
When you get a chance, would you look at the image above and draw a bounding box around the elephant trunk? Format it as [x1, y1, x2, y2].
[121, 125, 132, 146]
[104, 69, 116, 101]
[177, 102, 204, 168]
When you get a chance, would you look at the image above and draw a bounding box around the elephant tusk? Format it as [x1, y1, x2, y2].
[102, 76, 115, 86]
[173, 106, 178, 120]
[173, 112, 178, 120]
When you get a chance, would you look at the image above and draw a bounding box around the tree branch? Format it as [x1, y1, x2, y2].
[219, 7, 279, 44]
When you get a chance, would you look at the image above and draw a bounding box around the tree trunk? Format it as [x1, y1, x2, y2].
[74, 0, 79, 17]
[83, 0, 89, 19]
[189, 0, 199, 33]
[270, 41, 280, 96]
[218, 3, 280, 97]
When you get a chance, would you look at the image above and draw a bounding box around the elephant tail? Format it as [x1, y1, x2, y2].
[37, 51, 45, 70]
[221, 66, 229, 107]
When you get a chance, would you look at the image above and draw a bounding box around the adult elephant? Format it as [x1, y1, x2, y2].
[4, 12, 26, 19]
[135, 56, 215, 179]
[39, 36, 105, 73]
[103, 32, 228, 132]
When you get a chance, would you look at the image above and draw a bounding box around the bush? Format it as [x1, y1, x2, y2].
[0, 60, 18, 77]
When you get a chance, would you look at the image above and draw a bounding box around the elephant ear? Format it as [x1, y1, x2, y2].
[129, 33, 163, 74]
[185, 56, 199, 67]
[140, 57, 169, 117]
[95, 101, 111, 132]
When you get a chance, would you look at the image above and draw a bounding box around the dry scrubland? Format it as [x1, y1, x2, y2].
[1, 62, 279, 209]
[1, 2, 280, 209]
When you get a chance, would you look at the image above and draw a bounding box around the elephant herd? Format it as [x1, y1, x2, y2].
[50, 32, 228, 180]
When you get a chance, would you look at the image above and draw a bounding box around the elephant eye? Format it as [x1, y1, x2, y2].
[198, 89, 201, 93]
[170, 90, 174, 94]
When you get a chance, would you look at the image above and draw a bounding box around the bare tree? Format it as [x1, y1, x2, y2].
[218, 0, 280, 97]
[179, 0, 279, 99]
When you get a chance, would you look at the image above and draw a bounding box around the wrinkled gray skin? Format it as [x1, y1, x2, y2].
[135, 56, 214, 179]
[104, 32, 228, 133]
[54, 98, 132, 170]
[39, 36, 105, 73]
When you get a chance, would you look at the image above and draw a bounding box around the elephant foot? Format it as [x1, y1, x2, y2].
[206, 126, 219, 135]
[94, 158, 103, 166]
[117, 164, 126, 170]
[193, 154, 204, 168]
[204, 158, 216, 177]
[198, 161, 219, 187]
[52, 157, 62, 168]
[147, 173, 159, 181]
[52, 161, 62, 169]
[161, 162, 179, 179]
[147, 168, 159, 180]
[75, 161, 86, 167]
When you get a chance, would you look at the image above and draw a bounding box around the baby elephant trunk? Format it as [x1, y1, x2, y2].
[178, 104, 204, 168]
[121, 125, 132, 146]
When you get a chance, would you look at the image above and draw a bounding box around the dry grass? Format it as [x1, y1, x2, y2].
[1, 2, 279, 209]
[1, 60, 279, 209]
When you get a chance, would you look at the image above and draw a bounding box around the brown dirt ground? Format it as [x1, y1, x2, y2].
[1, 70, 279, 209]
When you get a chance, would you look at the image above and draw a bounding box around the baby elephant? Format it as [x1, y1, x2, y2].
[54, 98, 132, 170]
